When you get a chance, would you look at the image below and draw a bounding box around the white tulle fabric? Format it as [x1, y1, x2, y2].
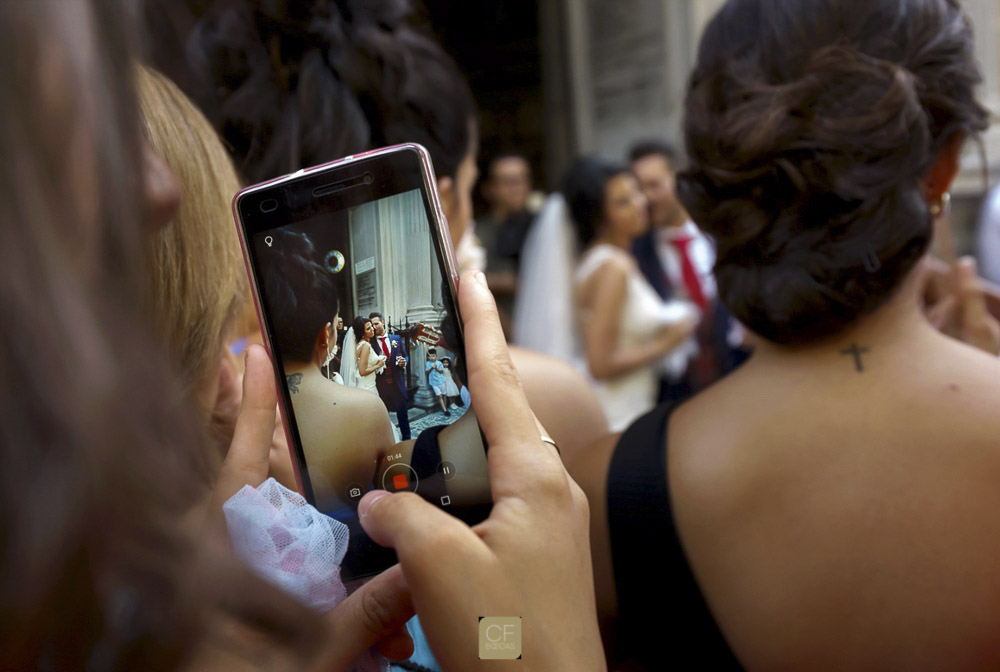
[339, 327, 359, 387]
[513, 193, 581, 362]
[224, 478, 389, 672]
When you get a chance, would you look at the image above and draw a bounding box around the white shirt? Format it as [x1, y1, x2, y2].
[656, 221, 745, 349]
[654, 220, 717, 302]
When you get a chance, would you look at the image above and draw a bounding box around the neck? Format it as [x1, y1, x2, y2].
[750, 271, 937, 370]
[654, 208, 688, 230]
[591, 229, 633, 251]
[285, 358, 319, 374]
[490, 205, 511, 221]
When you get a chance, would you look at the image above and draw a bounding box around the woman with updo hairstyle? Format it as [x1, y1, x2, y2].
[563, 156, 699, 431]
[160, 0, 477, 248]
[569, 0, 1000, 669]
[261, 229, 394, 511]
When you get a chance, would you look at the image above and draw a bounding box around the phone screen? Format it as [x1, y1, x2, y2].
[235, 146, 491, 582]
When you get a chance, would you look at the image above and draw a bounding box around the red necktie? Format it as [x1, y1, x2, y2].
[670, 236, 707, 309]
[381, 337, 391, 380]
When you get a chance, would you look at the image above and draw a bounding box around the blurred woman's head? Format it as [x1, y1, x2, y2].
[263, 230, 340, 364]
[352, 316, 373, 343]
[137, 66, 248, 408]
[173, 0, 478, 244]
[561, 156, 646, 247]
[0, 1, 322, 667]
[678, 0, 988, 345]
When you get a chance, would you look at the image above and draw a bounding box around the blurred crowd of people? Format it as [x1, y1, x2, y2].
[7, 0, 1000, 670]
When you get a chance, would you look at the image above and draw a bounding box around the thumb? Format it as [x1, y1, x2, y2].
[957, 256, 1000, 354]
[958, 256, 989, 323]
[318, 565, 415, 669]
[209, 345, 278, 521]
[358, 490, 480, 564]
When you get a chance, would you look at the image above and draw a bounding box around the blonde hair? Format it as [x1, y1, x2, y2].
[137, 66, 247, 394]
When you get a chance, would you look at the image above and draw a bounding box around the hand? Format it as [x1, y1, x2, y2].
[210, 346, 417, 666]
[657, 313, 700, 355]
[920, 256, 1000, 355]
[208, 345, 278, 527]
[358, 271, 605, 671]
[209, 345, 295, 490]
[312, 565, 417, 669]
[396, 356, 406, 368]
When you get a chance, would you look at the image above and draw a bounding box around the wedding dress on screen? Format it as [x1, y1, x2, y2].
[356, 341, 382, 394]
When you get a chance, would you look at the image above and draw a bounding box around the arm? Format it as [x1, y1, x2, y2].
[581, 259, 696, 381]
[357, 342, 383, 377]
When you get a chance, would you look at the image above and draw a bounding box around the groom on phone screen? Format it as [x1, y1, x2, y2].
[370, 312, 411, 440]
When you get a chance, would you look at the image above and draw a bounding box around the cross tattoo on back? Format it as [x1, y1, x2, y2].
[840, 343, 870, 372]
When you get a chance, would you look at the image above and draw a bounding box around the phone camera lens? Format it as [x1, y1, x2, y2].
[260, 199, 278, 213]
[363, 173, 374, 185]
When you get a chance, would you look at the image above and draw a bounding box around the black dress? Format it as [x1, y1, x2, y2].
[606, 402, 744, 670]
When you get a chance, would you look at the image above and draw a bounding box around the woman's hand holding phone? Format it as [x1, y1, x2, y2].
[358, 272, 606, 671]
[210, 345, 417, 667]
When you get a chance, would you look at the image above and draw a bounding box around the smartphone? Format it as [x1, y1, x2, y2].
[233, 144, 491, 583]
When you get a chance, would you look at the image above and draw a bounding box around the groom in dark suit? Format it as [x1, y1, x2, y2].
[369, 312, 411, 440]
[630, 139, 750, 403]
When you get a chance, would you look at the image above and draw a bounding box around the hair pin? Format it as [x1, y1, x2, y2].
[863, 246, 881, 273]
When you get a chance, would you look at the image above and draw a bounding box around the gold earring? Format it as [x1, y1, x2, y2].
[930, 192, 951, 218]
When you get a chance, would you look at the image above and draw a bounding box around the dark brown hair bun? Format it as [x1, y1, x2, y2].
[677, 0, 989, 345]
[176, 0, 475, 184]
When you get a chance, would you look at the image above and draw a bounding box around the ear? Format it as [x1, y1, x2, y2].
[923, 133, 965, 204]
[315, 322, 332, 353]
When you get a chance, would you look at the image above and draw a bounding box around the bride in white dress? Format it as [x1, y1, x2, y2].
[340, 316, 385, 393]
[519, 157, 700, 431]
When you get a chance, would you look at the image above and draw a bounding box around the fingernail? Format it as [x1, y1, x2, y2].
[358, 490, 391, 518]
[474, 271, 488, 288]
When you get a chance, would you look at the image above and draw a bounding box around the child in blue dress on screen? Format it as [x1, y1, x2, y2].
[425, 348, 449, 416]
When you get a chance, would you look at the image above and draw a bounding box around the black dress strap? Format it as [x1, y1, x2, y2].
[606, 402, 743, 669]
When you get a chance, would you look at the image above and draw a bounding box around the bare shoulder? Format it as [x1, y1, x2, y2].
[509, 345, 609, 462]
[590, 252, 632, 282]
[578, 251, 629, 298]
[663, 345, 1000, 666]
[324, 384, 391, 434]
